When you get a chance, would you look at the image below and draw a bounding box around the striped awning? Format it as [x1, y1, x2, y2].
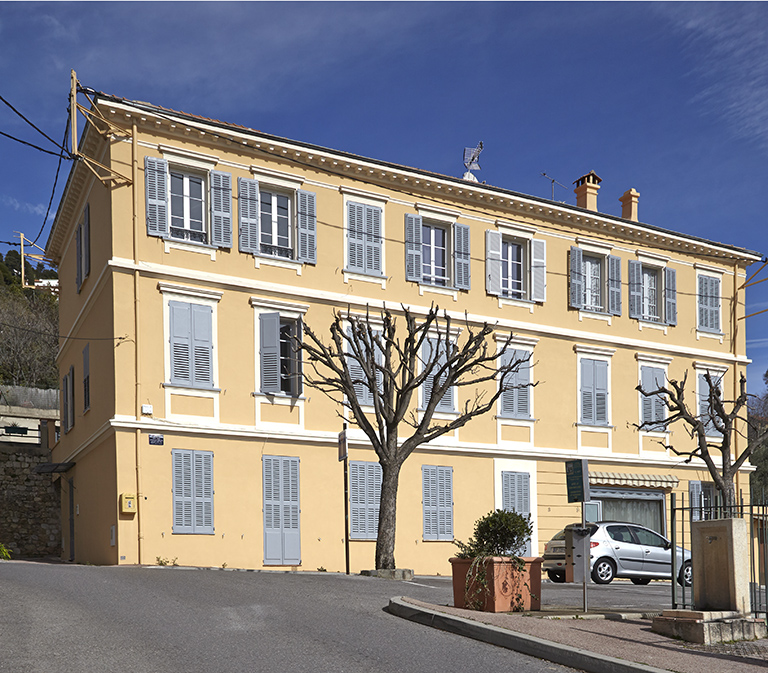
[589, 471, 679, 489]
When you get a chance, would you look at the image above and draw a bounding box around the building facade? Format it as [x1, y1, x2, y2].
[45, 92, 760, 573]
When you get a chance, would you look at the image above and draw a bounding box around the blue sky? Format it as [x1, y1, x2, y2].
[1, 2, 766, 394]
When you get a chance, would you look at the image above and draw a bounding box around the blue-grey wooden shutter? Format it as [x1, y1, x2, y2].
[82, 344, 90, 411]
[193, 451, 214, 533]
[422, 465, 438, 540]
[61, 374, 69, 433]
[210, 171, 232, 248]
[640, 366, 654, 426]
[608, 255, 622, 316]
[502, 471, 531, 556]
[453, 222, 471, 290]
[405, 214, 423, 282]
[169, 301, 192, 386]
[641, 366, 665, 429]
[347, 202, 365, 272]
[282, 456, 301, 564]
[628, 260, 642, 319]
[75, 225, 82, 292]
[238, 177, 260, 253]
[423, 339, 453, 412]
[365, 205, 382, 274]
[500, 349, 518, 418]
[594, 359, 608, 424]
[689, 480, 702, 522]
[698, 372, 718, 435]
[145, 156, 169, 237]
[263, 456, 283, 563]
[485, 230, 502, 296]
[83, 204, 90, 280]
[347, 330, 371, 406]
[437, 466, 453, 540]
[260, 312, 281, 394]
[501, 349, 530, 418]
[191, 304, 213, 387]
[68, 365, 75, 430]
[699, 276, 720, 332]
[531, 239, 546, 302]
[350, 461, 381, 539]
[172, 450, 194, 533]
[569, 246, 584, 309]
[581, 359, 594, 424]
[665, 267, 677, 326]
[297, 190, 317, 264]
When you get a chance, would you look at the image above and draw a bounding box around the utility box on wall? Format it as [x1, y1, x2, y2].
[119, 493, 136, 515]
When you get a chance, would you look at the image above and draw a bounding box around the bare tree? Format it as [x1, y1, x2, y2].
[637, 371, 768, 508]
[299, 304, 531, 570]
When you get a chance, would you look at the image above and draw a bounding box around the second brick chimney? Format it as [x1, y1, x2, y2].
[619, 188, 640, 222]
[573, 171, 602, 211]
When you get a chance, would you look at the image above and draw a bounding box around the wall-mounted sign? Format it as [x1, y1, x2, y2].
[148, 434, 164, 446]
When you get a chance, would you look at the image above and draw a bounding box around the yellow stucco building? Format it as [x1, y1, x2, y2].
[45, 91, 760, 574]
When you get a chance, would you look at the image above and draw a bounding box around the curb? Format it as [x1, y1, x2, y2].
[387, 597, 670, 673]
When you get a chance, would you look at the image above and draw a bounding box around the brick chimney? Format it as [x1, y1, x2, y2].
[619, 188, 640, 222]
[573, 171, 602, 211]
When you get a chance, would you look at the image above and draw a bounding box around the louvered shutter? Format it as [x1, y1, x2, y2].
[349, 462, 364, 538]
[698, 373, 718, 435]
[347, 202, 365, 272]
[594, 359, 608, 424]
[665, 267, 677, 326]
[689, 480, 703, 522]
[628, 260, 642, 319]
[641, 366, 666, 429]
[297, 190, 317, 264]
[210, 171, 232, 248]
[365, 205, 382, 274]
[282, 456, 301, 564]
[172, 450, 194, 533]
[485, 230, 502, 296]
[75, 225, 82, 292]
[193, 451, 214, 533]
[569, 246, 584, 309]
[191, 304, 213, 387]
[640, 366, 654, 426]
[581, 359, 595, 424]
[260, 312, 281, 394]
[238, 177, 260, 253]
[169, 301, 192, 386]
[423, 466, 438, 540]
[263, 456, 283, 563]
[67, 366, 75, 430]
[453, 222, 471, 290]
[350, 461, 381, 539]
[347, 330, 370, 406]
[699, 276, 720, 332]
[500, 349, 518, 418]
[145, 157, 169, 236]
[502, 471, 531, 556]
[405, 214, 423, 282]
[83, 204, 90, 280]
[608, 255, 622, 315]
[515, 350, 531, 418]
[61, 374, 69, 433]
[437, 466, 453, 540]
[82, 344, 90, 411]
[423, 339, 453, 412]
[531, 239, 546, 302]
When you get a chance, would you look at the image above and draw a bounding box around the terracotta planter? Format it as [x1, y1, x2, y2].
[450, 556, 543, 612]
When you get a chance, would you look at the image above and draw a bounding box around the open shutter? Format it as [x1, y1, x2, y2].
[172, 450, 194, 533]
[569, 246, 584, 309]
[193, 451, 214, 533]
[191, 304, 213, 387]
[260, 312, 281, 394]
[61, 374, 69, 433]
[453, 222, 471, 290]
[365, 205, 382, 275]
[405, 214, 423, 282]
[210, 171, 232, 248]
[297, 190, 317, 264]
[594, 359, 608, 424]
[169, 301, 192, 386]
[68, 366, 75, 430]
[75, 225, 82, 292]
[665, 267, 677, 326]
[531, 239, 546, 302]
[145, 156, 169, 237]
[502, 471, 531, 556]
[628, 260, 642, 319]
[82, 204, 90, 280]
[238, 177, 260, 253]
[689, 480, 702, 522]
[263, 456, 283, 563]
[347, 202, 365, 272]
[282, 456, 301, 564]
[608, 255, 622, 316]
[485, 230, 502, 296]
[82, 344, 90, 411]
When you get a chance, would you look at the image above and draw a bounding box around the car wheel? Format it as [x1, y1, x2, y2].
[631, 578, 651, 585]
[591, 558, 616, 584]
[677, 561, 692, 587]
[547, 570, 566, 583]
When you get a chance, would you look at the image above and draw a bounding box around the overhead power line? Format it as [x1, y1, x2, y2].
[0, 94, 72, 155]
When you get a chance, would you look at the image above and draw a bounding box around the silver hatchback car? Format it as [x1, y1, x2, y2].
[542, 521, 692, 586]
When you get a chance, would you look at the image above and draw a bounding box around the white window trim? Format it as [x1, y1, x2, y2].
[496, 219, 536, 239]
[159, 145, 219, 171]
[416, 203, 460, 224]
[420, 220, 452, 289]
[250, 165, 304, 191]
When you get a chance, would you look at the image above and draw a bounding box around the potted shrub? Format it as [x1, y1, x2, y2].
[450, 508, 542, 612]
[4, 422, 27, 436]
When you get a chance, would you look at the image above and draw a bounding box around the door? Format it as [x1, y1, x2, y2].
[263, 456, 301, 565]
[604, 524, 644, 573]
[630, 525, 672, 577]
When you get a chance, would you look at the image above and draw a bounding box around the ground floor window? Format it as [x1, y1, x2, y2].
[590, 487, 664, 534]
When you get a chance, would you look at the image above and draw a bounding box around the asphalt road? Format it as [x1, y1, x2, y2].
[1, 561, 580, 673]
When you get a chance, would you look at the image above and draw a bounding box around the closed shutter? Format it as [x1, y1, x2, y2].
[350, 461, 381, 539]
[607, 255, 622, 316]
[582, 359, 608, 425]
[628, 260, 642, 319]
[61, 374, 69, 433]
[210, 171, 232, 248]
[500, 349, 530, 418]
[172, 450, 194, 533]
[569, 246, 584, 309]
[297, 190, 317, 264]
[594, 359, 608, 424]
[698, 373, 718, 435]
[67, 366, 75, 431]
[194, 451, 214, 533]
[75, 225, 82, 292]
[260, 312, 281, 394]
[423, 339, 453, 412]
[190, 304, 213, 387]
[347, 330, 370, 406]
[405, 214, 423, 282]
[82, 344, 90, 412]
[82, 204, 90, 280]
[530, 239, 546, 302]
[263, 456, 301, 565]
[641, 366, 665, 429]
[699, 276, 720, 332]
[263, 456, 283, 563]
[238, 177, 260, 253]
[365, 205, 382, 275]
[640, 366, 654, 425]
[145, 156, 169, 237]
[422, 465, 453, 541]
[665, 267, 677, 326]
[347, 202, 365, 272]
[169, 301, 192, 386]
[485, 230, 502, 296]
[453, 222, 471, 290]
[689, 480, 702, 522]
[502, 471, 531, 556]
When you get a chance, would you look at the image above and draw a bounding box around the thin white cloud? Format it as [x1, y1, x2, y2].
[1, 195, 46, 217]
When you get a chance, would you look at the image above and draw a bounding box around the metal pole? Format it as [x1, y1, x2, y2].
[582, 501, 588, 613]
[342, 423, 350, 575]
[671, 492, 677, 609]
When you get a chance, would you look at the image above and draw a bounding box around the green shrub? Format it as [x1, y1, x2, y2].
[454, 508, 532, 559]
[0, 542, 11, 560]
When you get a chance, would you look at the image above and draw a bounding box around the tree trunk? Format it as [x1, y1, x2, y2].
[375, 461, 401, 569]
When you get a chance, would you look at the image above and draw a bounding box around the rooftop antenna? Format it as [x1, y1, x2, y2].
[541, 172, 568, 202]
[462, 141, 483, 182]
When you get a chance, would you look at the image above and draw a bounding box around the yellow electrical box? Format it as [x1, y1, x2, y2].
[120, 493, 136, 514]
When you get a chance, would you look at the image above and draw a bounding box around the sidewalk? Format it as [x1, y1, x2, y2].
[389, 596, 768, 673]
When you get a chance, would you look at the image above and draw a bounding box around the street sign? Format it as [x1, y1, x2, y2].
[565, 459, 590, 503]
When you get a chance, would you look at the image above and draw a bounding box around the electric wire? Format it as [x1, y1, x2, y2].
[0, 94, 72, 155]
[0, 320, 129, 343]
[0, 129, 67, 157]
[31, 116, 70, 246]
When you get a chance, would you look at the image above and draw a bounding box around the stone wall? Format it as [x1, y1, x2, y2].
[0, 440, 60, 558]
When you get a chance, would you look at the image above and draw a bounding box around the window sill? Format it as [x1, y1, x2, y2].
[418, 284, 458, 301]
[418, 408, 458, 418]
[422, 538, 454, 542]
[172, 531, 215, 535]
[253, 254, 302, 275]
[497, 295, 536, 313]
[343, 270, 386, 289]
[696, 329, 724, 343]
[637, 319, 668, 334]
[163, 383, 221, 393]
[252, 392, 305, 402]
[497, 415, 535, 422]
[577, 423, 614, 429]
[578, 309, 612, 325]
[163, 238, 217, 260]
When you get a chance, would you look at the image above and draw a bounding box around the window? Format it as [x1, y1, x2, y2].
[580, 358, 609, 425]
[422, 338, 454, 412]
[238, 177, 316, 263]
[172, 449, 213, 534]
[569, 246, 621, 315]
[350, 461, 382, 540]
[697, 370, 723, 436]
[499, 349, 531, 419]
[639, 365, 665, 430]
[169, 301, 213, 388]
[628, 261, 677, 325]
[698, 274, 721, 333]
[689, 480, 717, 521]
[346, 202, 382, 275]
[422, 465, 453, 541]
[82, 344, 90, 413]
[502, 471, 531, 555]
[485, 231, 546, 302]
[75, 204, 90, 293]
[260, 312, 302, 397]
[404, 214, 470, 290]
[144, 156, 232, 248]
[61, 365, 75, 433]
[590, 487, 664, 533]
